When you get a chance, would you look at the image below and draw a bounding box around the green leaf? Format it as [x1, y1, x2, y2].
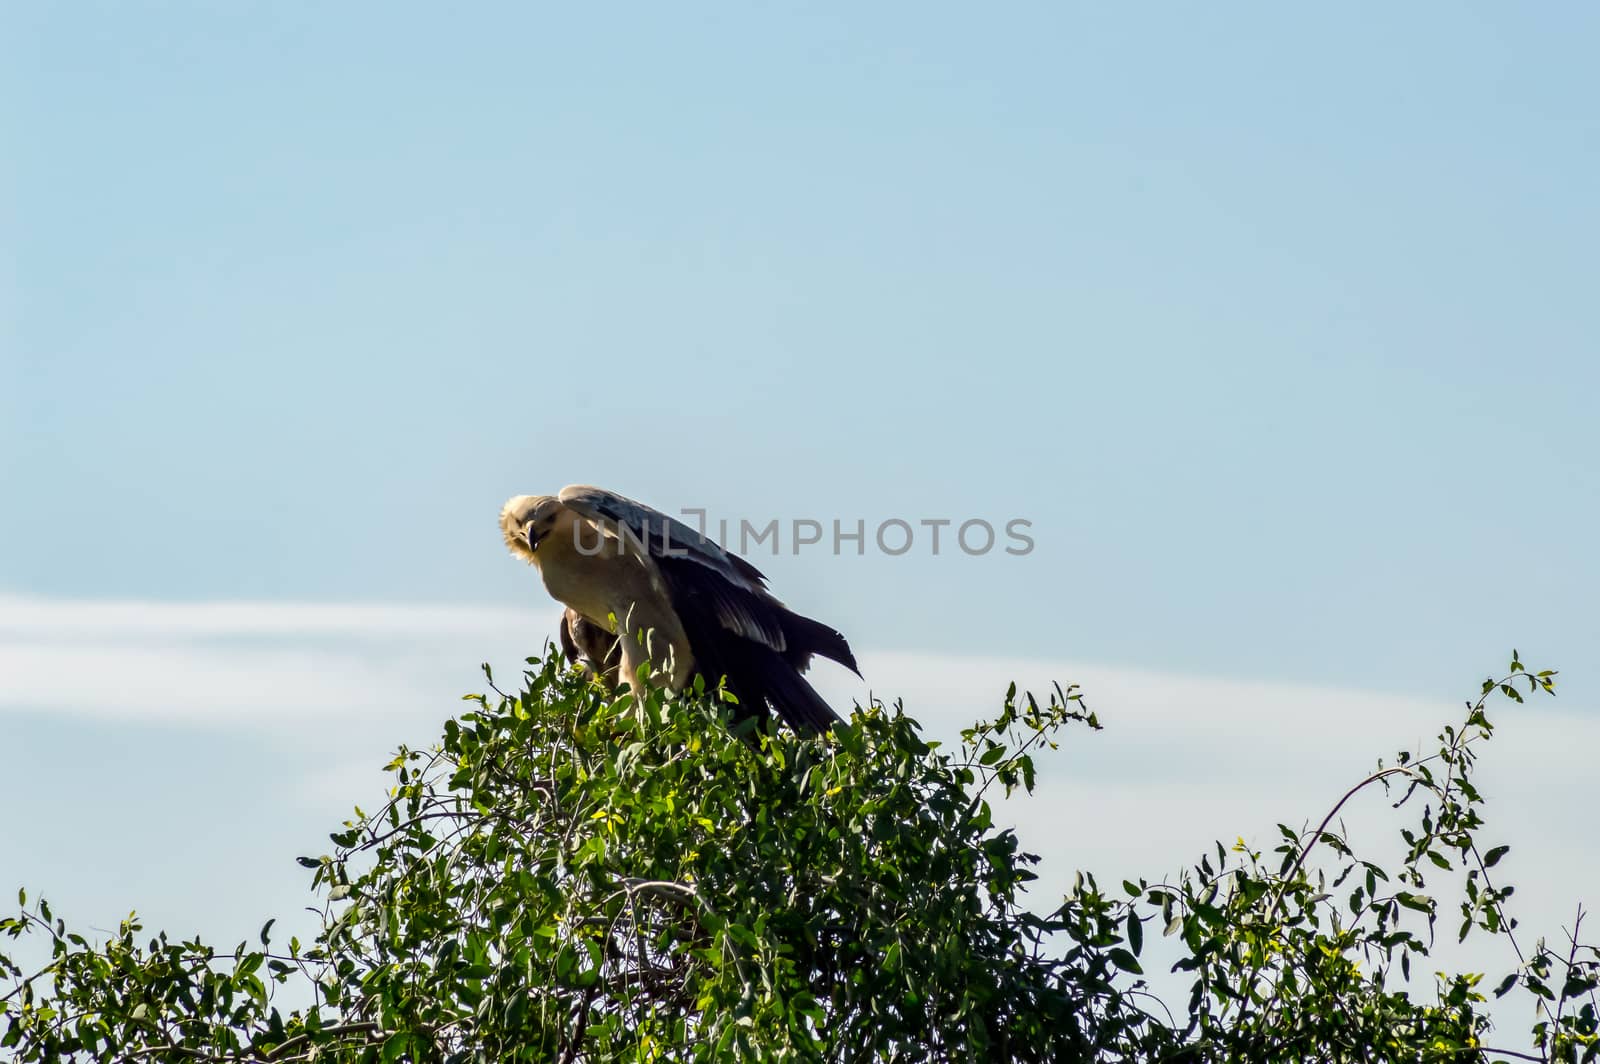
[1108, 947, 1143, 975]
[381, 1032, 412, 1063]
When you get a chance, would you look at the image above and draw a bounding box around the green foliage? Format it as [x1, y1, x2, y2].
[3, 652, 1596, 1061]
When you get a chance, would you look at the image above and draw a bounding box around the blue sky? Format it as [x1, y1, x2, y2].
[6, 2, 1598, 693]
[3, 1, 1597, 1024]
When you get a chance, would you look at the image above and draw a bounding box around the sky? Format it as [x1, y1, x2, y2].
[3, 0, 1597, 1037]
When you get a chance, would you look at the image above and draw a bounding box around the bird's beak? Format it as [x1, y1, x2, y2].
[522, 522, 544, 552]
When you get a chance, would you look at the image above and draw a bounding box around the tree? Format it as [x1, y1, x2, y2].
[3, 650, 1596, 1062]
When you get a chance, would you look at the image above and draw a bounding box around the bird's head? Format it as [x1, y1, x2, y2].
[500, 494, 564, 564]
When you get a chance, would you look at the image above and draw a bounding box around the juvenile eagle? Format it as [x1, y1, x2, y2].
[558, 607, 621, 687]
[501, 485, 858, 734]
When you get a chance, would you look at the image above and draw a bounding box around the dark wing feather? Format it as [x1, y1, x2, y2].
[654, 554, 852, 734]
[778, 611, 860, 676]
[698, 576, 789, 651]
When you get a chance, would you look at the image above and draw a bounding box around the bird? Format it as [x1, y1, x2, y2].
[558, 606, 621, 687]
[500, 485, 859, 733]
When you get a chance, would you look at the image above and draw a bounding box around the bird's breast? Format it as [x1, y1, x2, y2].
[538, 555, 617, 627]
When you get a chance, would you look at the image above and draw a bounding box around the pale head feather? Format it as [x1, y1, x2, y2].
[500, 494, 551, 563]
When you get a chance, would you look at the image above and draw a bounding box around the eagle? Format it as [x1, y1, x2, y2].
[501, 485, 859, 734]
[558, 607, 621, 687]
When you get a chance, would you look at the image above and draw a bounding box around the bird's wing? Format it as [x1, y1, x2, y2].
[558, 484, 786, 651]
[557, 484, 768, 585]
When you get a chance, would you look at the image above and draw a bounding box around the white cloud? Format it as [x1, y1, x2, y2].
[0, 593, 563, 731]
[0, 594, 538, 641]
